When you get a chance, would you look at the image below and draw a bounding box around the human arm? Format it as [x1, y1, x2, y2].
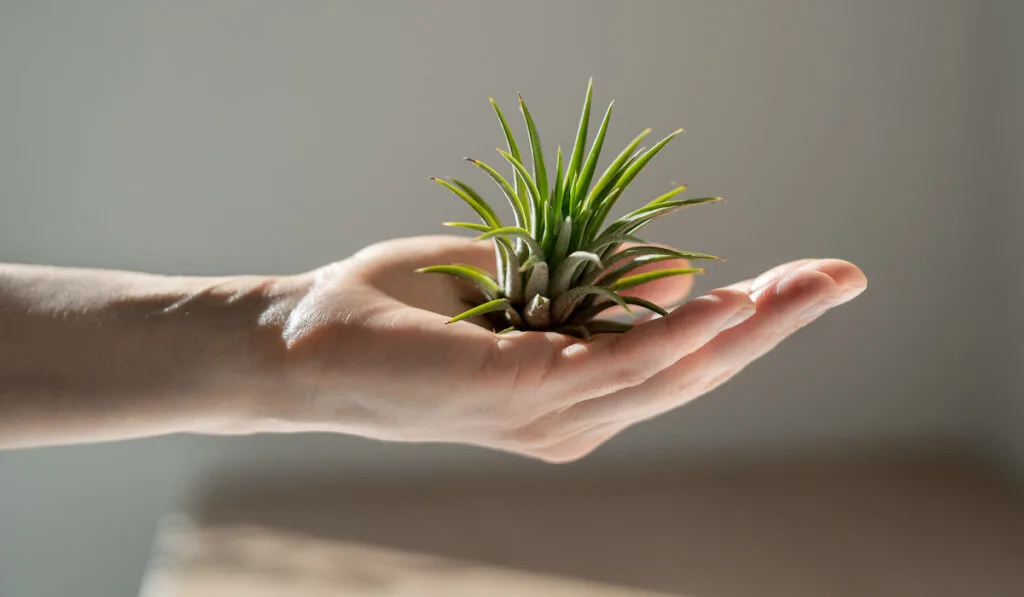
[0, 236, 866, 460]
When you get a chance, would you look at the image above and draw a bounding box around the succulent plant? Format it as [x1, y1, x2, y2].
[419, 79, 722, 339]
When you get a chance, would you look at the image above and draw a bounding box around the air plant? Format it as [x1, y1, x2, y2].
[419, 79, 722, 339]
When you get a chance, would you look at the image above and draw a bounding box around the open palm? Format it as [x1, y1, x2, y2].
[275, 235, 866, 463]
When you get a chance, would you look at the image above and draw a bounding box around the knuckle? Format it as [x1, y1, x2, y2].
[613, 362, 650, 389]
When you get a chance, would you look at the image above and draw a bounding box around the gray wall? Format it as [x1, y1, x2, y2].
[0, 2, 1013, 596]
[990, 0, 1024, 478]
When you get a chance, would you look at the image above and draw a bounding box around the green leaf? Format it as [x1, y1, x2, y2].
[591, 254, 677, 286]
[568, 295, 669, 324]
[585, 233, 645, 254]
[450, 178, 511, 231]
[580, 148, 643, 233]
[464, 158, 528, 227]
[582, 320, 634, 334]
[591, 242, 722, 285]
[489, 97, 524, 196]
[643, 185, 688, 208]
[518, 93, 547, 203]
[497, 150, 543, 235]
[583, 187, 623, 246]
[612, 202, 713, 238]
[476, 226, 546, 260]
[573, 101, 614, 215]
[598, 198, 718, 241]
[583, 128, 651, 211]
[449, 178, 488, 207]
[552, 146, 564, 224]
[444, 220, 516, 287]
[590, 145, 644, 207]
[523, 261, 550, 300]
[417, 264, 503, 300]
[543, 146, 563, 255]
[519, 253, 541, 272]
[611, 129, 684, 192]
[552, 284, 631, 324]
[550, 250, 602, 298]
[442, 221, 492, 233]
[562, 169, 577, 218]
[604, 268, 705, 292]
[430, 177, 501, 228]
[550, 217, 573, 268]
[496, 240, 523, 303]
[566, 78, 593, 190]
[492, 238, 507, 300]
[523, 294, 551, 329]
[604, 245, 721, 268]
[637, 196, 723, 216]
[448, 298, 513, 324]
[570, 208, 591, 256]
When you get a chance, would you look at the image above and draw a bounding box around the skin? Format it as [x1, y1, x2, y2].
[0, 235, 866, 462]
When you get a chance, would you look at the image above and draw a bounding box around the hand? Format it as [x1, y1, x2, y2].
[265, 235, 866, 462]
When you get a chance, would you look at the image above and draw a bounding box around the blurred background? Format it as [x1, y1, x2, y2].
[1, 1, 1021, 596]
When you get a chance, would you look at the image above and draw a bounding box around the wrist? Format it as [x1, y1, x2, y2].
[0, 264, 315, 446]
[119, 271, 315, 436]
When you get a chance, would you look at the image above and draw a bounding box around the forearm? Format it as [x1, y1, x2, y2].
[0, 263, 303, 448]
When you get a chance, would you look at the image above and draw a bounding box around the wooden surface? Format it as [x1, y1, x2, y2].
[141, 456, 1024, 597]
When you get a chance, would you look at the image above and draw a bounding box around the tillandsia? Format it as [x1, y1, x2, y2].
[418, 79, 723, 339]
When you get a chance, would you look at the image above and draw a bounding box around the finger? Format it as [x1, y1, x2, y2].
[546, 287, 756, 405]
[731, 258, 865, 301]
[358, 236, 501, 316]
[356, 235, 498, 275]
[561, 259, 866, 425]
[721, 259, 815, 294]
